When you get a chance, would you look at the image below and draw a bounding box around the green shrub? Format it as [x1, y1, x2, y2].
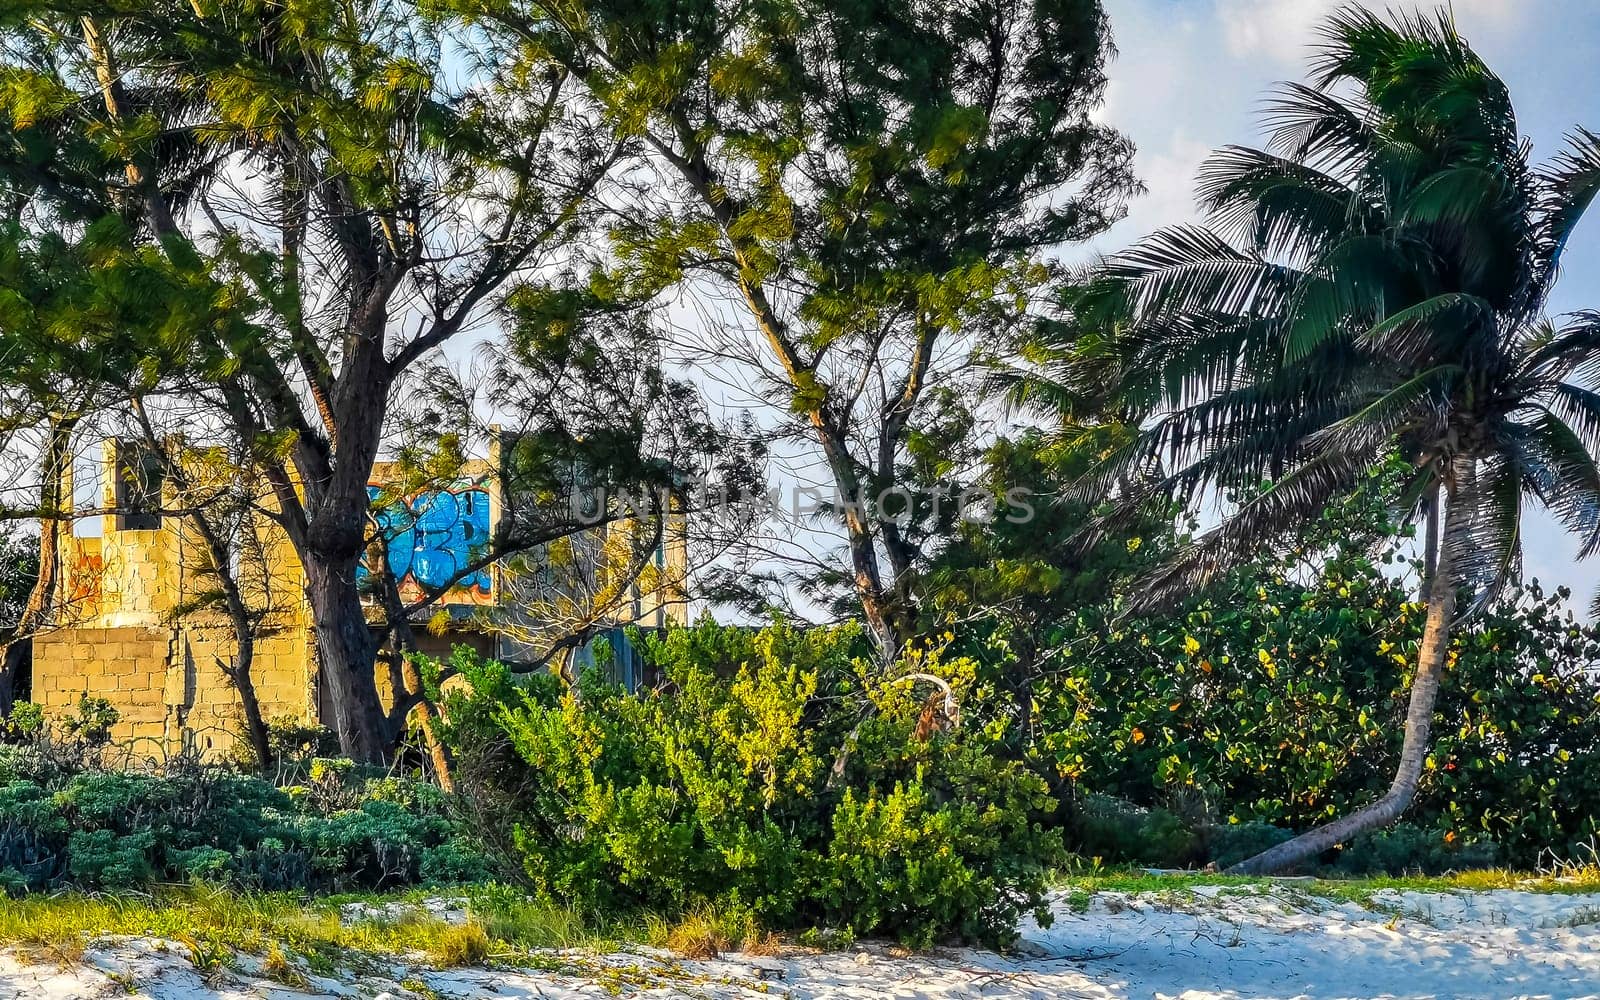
[67, 829, 155, 889]
[293, 797, 451, 887]
[1331, 823, 1500, 876]
[0, 866, 25, 896]
[0, 702, 43, 744]
[1024, 514, 1600, 871]
[1067, 794, 1200, 867]
[421, 836, 497, 886]
[61, 695, 120, 748]
[169, 845, 234, 883]
[448, 620, 1059, 947]
[825, 772, 1055, 947]
[1205, 821, 1295, 870]
[930, 459, 1600, 874]
[0, 748, 479, 895]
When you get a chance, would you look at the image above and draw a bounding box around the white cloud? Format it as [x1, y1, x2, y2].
[1217, 0, 1526, 64]
[1216, 0, 1342, 61]
[1088, 133, 1214, 260]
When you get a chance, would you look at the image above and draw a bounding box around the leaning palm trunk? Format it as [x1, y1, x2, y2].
[1230, 463, 1470, 875]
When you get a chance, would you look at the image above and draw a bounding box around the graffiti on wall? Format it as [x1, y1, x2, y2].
[66, 542, 104, 614]
[363, 485, 494, 605]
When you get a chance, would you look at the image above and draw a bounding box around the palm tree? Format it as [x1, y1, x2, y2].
[1030, 6, 1600, 874]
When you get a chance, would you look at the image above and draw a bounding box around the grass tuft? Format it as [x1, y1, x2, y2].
[1052, 862, 1600, 911]
[467, 890, 599, 950]
[428, 924, 491, 967]
[261, 943, 309, 989]
[0, 888, 523, 976]
[645, 905, 771, 959]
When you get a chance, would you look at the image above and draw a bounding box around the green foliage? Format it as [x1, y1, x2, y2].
[1331, 824, 1500, 877]
[926, 457, 1600, 875]
[420, 836, 496, 887]
[0, 702, 42, 743]
[1023, 480, 1600, 871]
[1422, 584, 1600, 863]
[825, 773, 1054, 948]
[60, 695, 118, 748]
[437, 0, 1138, 630]
[923, 424, 1165, 673]
[446, 621, 1059, 947]
[0, 742, 485, 894]
[231, 717, 339, 781]
[65, 830, 154, 889]
[1205, 821, 1295, 871]
[0, 526, 36, 632]
[1067, 795, 1202, 867]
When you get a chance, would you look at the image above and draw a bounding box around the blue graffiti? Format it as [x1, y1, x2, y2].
[364, 486, 493, 601]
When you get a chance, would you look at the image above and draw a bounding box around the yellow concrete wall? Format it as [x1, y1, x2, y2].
[31, 622, 317, 760]
[32, 627, 170, 748]
[27, 440, 322, 760]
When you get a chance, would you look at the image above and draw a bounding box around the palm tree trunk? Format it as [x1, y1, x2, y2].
[1229, 461, 1469, 875]
[1420, 480, 1439, 603]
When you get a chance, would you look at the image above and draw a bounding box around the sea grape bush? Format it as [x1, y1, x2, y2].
[1037, 546, 1600, 869]
[922, 460, 1600, 872]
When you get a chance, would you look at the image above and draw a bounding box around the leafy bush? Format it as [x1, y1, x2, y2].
[0, 738, 483, 894]
[445, 620, 1060, 947]
[420, 836, 496, 886]
[66, 829, 155, 889]
[1205, 821, 1295, 870]
[1066, 794, 1201, 867]
[1011, 476, 1600, 872]
[0, 702, 42, 744]
[1330, 823, 1499, 876]
[1052, 570, 1600, 871]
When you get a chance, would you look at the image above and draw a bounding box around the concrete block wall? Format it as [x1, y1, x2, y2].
[32, 626, 178, 752]
[31, 623, 316, 760]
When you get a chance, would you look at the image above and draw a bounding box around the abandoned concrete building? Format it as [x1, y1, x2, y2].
[27, 440, 687, 758]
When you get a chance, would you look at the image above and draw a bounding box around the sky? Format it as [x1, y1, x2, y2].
[1089, 0, 1600, 603]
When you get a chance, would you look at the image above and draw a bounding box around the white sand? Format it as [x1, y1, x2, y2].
[3, 885, 1598, 999]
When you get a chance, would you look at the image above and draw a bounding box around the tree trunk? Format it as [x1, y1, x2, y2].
[397, 653, 455, 792]
[641, 111, 918, 663]
[201, 546, 271, 773]
[0, 622, 31, 717]
[813, 419, 914, 661]
[1, 414, 76, 716]
[226, 632, 271, 773]
[284, 294, 398, 764]
[372, 548, 455, 791]
[304, 555, 389, 763]
[1229, 462, 1470, 875]
[849, 528, 910, 661]
[86, 6, 402, 765]
[192, 536, 271, 772]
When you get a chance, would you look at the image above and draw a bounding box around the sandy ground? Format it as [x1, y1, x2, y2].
[2, 885, 1598, 999]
